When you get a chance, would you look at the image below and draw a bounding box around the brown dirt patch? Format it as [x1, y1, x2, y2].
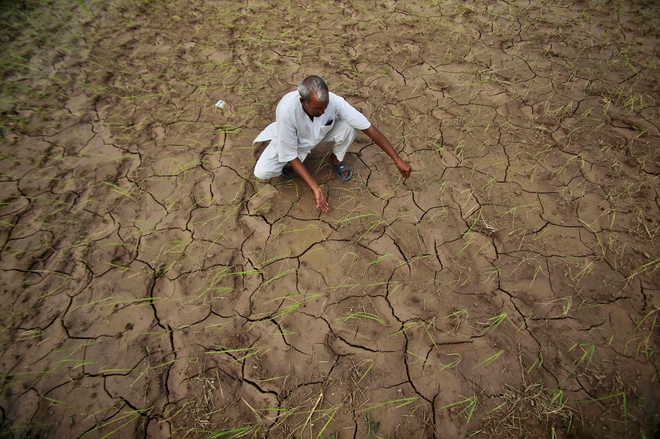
[1, 0, 659, 438]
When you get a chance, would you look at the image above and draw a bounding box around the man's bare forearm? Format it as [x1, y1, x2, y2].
[362, 125, 412, 178]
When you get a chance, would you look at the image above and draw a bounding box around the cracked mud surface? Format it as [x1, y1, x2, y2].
[1, 0, 659, 437]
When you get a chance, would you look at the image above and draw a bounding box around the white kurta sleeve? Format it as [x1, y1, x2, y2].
[333, 94, 371, 130]
[275, 112, 300, 163]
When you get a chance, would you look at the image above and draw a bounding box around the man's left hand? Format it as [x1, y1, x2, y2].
[396, 160, 412, 179]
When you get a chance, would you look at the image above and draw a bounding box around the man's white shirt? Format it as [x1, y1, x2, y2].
[254, 91, 371, 163]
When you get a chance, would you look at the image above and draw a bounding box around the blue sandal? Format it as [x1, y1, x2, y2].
[281, 163, 296, 179]
[331, 161, 353, 181]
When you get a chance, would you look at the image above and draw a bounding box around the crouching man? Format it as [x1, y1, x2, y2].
[254, 75, 412, 212]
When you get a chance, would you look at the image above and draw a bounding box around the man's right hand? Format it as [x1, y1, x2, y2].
[312, 187, 329, 212]
[289, 158, 329, 212]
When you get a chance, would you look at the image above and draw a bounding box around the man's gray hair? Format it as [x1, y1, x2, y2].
[298, 75, 329, 103]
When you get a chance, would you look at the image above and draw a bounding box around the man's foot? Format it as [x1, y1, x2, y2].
[281, 163, 296, 179]
[331, 161, 352, 181]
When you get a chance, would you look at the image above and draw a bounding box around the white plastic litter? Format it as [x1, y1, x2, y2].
[215, 100, 226, 109]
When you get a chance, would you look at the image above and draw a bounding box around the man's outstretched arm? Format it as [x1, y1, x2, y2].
[362, 125, 412, 178]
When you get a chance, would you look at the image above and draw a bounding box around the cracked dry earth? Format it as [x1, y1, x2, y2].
[1, 0, 660, 438]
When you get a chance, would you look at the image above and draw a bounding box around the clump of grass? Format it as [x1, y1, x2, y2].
[632, 308, 659, 360]
[559, 342, 595, 385]
[365, 412, 381, 437]
[440, 396, 478, 423]
[341, 311, 387, 326]
[358, 396, 418, 413]
[445, 308, 468, 332]
[542, 296, 572, 318]
[477, 312, 507, 334]
[205, 346, 263, 362]
[480, 382, 575, 437]
[473, 350, 504, 369]
[628, 258, 660, 282]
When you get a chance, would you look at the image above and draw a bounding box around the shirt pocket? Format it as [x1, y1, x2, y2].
[319, 118, 334, 138]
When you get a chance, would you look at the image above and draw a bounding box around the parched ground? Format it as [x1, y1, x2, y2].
[1, 0, 659, 438]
